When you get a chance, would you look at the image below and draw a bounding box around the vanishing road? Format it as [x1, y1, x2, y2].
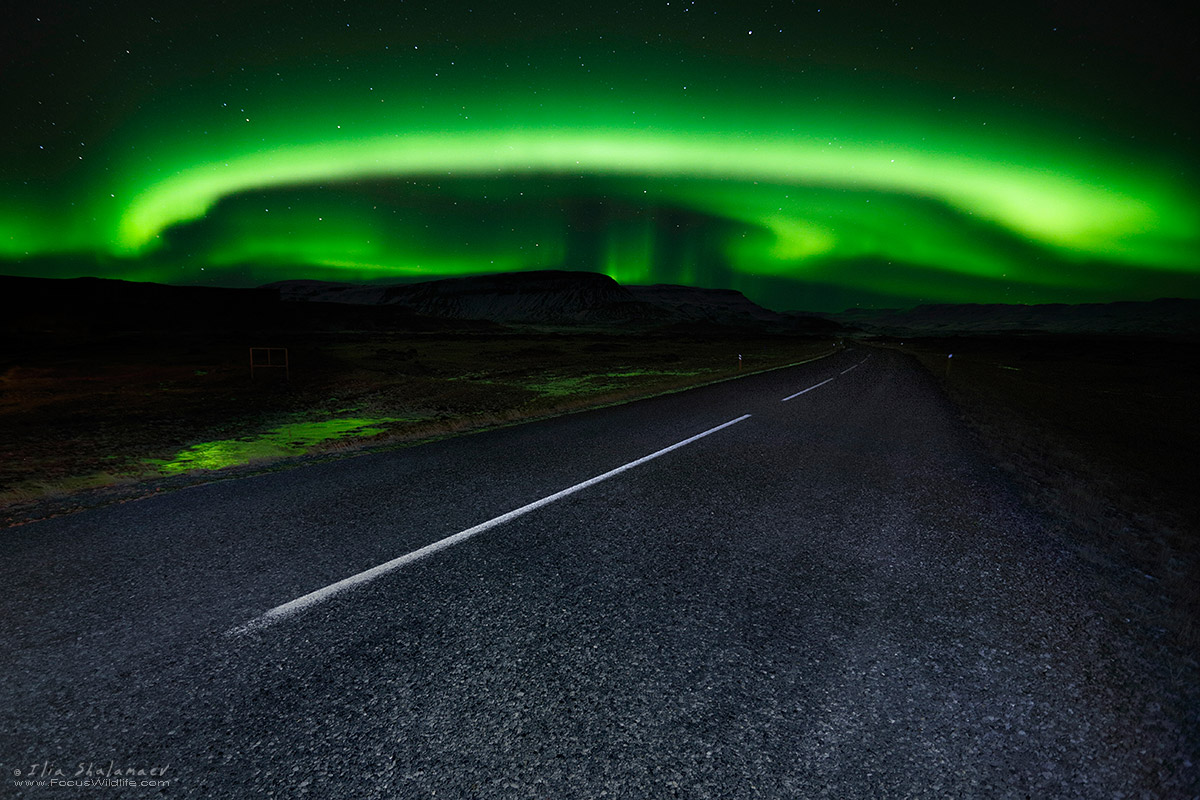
[2, 347, 1194, 798]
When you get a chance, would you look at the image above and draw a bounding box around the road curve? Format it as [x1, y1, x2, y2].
[1, 347, 1194, 798]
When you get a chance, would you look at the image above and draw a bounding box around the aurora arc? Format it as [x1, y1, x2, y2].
[109, 128, 1189, 263]
[16, 100, 1200, 305]
[2, 3, 1198, 311]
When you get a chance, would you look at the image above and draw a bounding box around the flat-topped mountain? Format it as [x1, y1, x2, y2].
[266, 271, 636, 323]
[2, 270, 835, 334]
[265, 270, 831, 330]
[625, 284, 789, 324]
[13, 271, 1191, 337]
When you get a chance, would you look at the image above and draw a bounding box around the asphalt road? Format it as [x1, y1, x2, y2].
[2, 347, 1194, 798]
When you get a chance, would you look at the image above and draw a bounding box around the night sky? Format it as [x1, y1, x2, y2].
[2, 1, 1197, 311]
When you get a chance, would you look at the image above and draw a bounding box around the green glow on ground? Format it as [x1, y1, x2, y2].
[518, 370, 710, 397]
[147, 417, 407, 475]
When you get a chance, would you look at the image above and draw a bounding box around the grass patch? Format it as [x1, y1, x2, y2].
[518, 369, 710, 397]
[145, 417, 416, 475]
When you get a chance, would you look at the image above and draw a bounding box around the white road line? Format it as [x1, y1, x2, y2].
[228, 413, 753, 636]
[781, 354, 869, 399]
[842, 355, 870, 374]
[781, 377, 834, 402]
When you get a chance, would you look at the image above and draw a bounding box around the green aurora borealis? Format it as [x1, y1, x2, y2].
[2, 1, 1197, 310]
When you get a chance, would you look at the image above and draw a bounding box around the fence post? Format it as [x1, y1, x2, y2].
[250, 347, 290, 380]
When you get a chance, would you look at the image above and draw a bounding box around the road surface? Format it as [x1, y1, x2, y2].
[2, 347, 1194, 797]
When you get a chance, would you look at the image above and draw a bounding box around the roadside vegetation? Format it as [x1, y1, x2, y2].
[0, 328, 834, 525]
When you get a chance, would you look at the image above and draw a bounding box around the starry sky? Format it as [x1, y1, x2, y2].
[1, 0, 1197, 311]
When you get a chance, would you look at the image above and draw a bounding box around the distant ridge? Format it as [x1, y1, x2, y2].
[819, 298, 1200, 336]
[0, 275, 280, 333]
[14, 271, 1190, 337]
[625, 284, 789, 325]
[266, 271, 634, 323]
[264, 270, 836, 331]
[0, 271, 839, 335]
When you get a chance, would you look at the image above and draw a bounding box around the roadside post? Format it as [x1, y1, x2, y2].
[946, 353, 953, 379]
[738, 353, 743, 372]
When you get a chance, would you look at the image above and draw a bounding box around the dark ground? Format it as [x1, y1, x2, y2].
[889, 336, 1199, 655]
[3, 276, 1197, 795]
[2, 346, 1195, 798]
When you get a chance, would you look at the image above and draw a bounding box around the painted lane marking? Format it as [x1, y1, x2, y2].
[781, 377, 835, 402]
[228, 413, 753, 636]
[780, 354, 869, 399]
[841, 355, 870, 374]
